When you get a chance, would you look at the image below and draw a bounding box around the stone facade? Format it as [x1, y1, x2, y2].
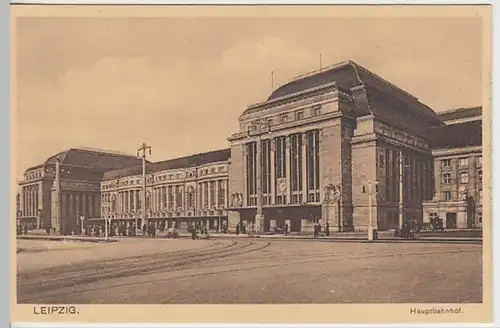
[100, 149, 231, 230]
[17, 61, 483, 233]
[17, 148, 143, 232]
[423, 107, 483, 229]
[227, 60, 442, 232]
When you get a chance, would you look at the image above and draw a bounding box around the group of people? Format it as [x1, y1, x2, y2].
[313, 221, 330, 238]
[187, 221, 210, 240]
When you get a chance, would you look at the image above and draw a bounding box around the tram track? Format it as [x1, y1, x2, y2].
[17, 240, 271, 302]
[18, 241, 480, 304]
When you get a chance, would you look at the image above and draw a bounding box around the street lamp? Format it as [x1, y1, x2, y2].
[398, 151, 411, 229]
[105, 217, 112, 241]
[247, 120, 272, 235]
[362, 180, 378, 241]
[137, 142, 152, 235]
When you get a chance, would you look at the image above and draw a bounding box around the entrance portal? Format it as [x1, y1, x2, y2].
[446, 212, 457, 229]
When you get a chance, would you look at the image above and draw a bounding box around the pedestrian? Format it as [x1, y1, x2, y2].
[284, 223, 289, 236]
[236, 222, 240, 235]
[325, 222, 330, 237]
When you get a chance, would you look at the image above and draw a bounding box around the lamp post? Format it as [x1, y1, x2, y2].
[137, 142, 152, 235]
[362, 180, 378, 241]
[247, 120, 272, 235]
[398, 151, 411, 229]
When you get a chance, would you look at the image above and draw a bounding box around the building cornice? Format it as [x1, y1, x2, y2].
[432, 146, 482, 157]
[229, 111, 347, 142]
[246, 82, 340, 112]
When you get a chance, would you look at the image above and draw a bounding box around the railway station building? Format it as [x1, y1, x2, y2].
[17, 60, 483, 233]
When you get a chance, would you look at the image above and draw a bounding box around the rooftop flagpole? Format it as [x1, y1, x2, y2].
[271, 71, 274, 91]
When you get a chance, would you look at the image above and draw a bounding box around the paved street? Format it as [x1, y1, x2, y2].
[17, 238, 482, 304]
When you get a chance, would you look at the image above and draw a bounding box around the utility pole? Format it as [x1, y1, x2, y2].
[137, 142, 152, 236]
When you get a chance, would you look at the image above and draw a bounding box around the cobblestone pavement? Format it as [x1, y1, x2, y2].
[17, 239, 482, 304]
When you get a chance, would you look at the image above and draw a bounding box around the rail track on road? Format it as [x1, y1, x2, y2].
[17, 239, 481, 304]
[17, 240, 271, 303]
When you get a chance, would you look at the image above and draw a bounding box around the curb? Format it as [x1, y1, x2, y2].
[17, 236, 118, 243]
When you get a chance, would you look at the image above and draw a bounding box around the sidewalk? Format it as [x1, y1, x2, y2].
[17, 234, 117, 243]
[20, 229, 482, 244]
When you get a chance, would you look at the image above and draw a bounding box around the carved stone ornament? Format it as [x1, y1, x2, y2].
[458, 186, 468, 200]
[323, 184, 341, 204]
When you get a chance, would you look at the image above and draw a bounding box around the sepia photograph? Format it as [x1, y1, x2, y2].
[10, 4, 492, 324]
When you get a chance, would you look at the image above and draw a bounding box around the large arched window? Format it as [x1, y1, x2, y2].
[186, 186, 195, 209]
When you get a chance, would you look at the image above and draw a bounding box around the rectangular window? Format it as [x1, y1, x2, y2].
[442, 159, 451, 168]
[460, 170, 469, 184]
[267, 118, 273, 126]
[479, 189, 483, 200]
[459, 157, 469, 166]
[476, 156, 482, 166]
[477, 212, 483, 223]
[478, 169, 482, 183]
[203, 182, 209, 208]
[443, 190, 452, 201]
[209, 181, 216, 208]
[246, 142, 257, 205]
[306, 130, 320, 202]
[295, 110, 304, 120]
[313, 105, 321, 116]
[168, 186, 174, 209]
[442, 173, 451, 184]
[218, 180, 226, 207]
[280, 114, 288, 124]
[290, 133, 303, 194]
[429, 213, 438, 220]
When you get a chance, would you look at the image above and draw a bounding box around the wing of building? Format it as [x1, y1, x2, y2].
[17, 60, 483, 234]
[422, 106, 483, 229]
[18, 148, 145, 231]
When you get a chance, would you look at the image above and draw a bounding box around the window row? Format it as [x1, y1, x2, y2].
[442, 169, 482, 184]
[442, 189, 482, 201]
[246, 130, 320, 205]
[249, 105, 322, 131]
[441, 156, 482, 168]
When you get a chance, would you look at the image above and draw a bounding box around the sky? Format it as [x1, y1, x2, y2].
[14, 15, 483, 178]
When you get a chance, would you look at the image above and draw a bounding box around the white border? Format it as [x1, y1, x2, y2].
[5, 1, 498, 328]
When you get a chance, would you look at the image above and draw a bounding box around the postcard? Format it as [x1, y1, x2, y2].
[10, 4, 492, 324]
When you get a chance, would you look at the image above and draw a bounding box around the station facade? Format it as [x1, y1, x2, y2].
[99, 149, 230, 230]
[17, 60, 484, 233]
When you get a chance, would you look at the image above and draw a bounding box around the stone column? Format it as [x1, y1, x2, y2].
[19, 187, 24, 217]
[75, 194, 81, 223]
[21, 187, 25, 216]
[199, 183, 204, 212]
[27, 187, 31, 216]
[88, 195, 93, 218]
[301, 133, 308, 202]
[434, 159, 441, 200]
[285, 136, 291, 204]
[270, 139, 276, 205]
[173, 185, 177, 213]
[215, 180, 219, 208]
[69, 193, 74, 220]
[208, 182, 212, 209]
[82, 193, 88, 220]
[242, 144, 248, 207]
